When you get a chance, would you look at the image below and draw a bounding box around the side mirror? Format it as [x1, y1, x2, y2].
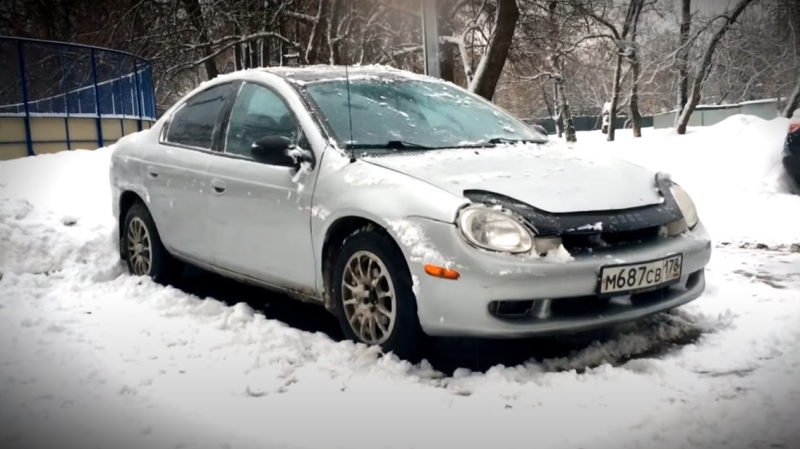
[251, 135, 312, 170]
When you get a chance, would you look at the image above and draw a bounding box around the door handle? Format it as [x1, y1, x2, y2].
[210, 179, 227, 195]
[146, 166, 159, 179]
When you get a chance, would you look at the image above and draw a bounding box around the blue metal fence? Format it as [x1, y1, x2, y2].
[0, 36, 156, 156]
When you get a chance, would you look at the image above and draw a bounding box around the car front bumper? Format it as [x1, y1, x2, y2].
[400, 218, 713, 338]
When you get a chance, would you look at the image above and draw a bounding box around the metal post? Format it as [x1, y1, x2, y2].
[148, 65, 157, 120]
[58, 46, 72, 150]
[89, 48, 104, 148]
[16, 40, 34, 157]
[115, 52, 125, 137]
[132, 58, 143, 131]
[421, 0, 441, 79]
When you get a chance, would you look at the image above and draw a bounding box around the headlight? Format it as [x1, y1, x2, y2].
[457, 206, 534, 253]
[670, 183, 699, 229]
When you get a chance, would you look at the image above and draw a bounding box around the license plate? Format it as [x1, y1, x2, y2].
[598, 254, 683, 296]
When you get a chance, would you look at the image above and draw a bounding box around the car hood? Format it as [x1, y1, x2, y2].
[361, 143, 663, 214]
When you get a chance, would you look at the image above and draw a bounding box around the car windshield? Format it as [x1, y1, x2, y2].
[303, 77, 546, 150]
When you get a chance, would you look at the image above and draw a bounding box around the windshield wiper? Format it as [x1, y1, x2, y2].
[481, 137, 541, 145]
[347, 141, 436, 150]
[345, 138, 541, 152]
[385, 140, 434, 150]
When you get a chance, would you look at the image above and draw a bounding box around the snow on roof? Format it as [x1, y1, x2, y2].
[260, 64, 434, 84]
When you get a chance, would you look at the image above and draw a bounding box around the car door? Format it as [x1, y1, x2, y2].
[207, 81, 317, 291]
[145, 82, 235, 262]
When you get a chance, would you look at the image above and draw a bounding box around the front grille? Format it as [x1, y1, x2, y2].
[561, 225, 661, 251]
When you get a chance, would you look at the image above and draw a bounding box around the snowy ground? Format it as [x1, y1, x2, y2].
[1, 115, 800, 449]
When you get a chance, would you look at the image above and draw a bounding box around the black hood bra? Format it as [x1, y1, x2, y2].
[462, 173, 684, 237]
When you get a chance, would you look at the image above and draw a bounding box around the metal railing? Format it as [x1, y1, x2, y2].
[0, 36, 157, 155]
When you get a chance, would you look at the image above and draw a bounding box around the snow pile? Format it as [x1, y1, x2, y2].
[573, 115, 800, 248]
[0, 147, 113, 219]
[0, 148, 119, 276]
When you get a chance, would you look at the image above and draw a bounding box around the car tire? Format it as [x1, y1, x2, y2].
[332, 229, 426, 362]
[122, 202, 182, 285]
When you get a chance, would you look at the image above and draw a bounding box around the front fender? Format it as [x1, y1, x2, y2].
[310, 151, 469, 294]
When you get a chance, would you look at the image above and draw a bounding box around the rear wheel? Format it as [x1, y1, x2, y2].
[332, 229, 425, 361]
[123, 203, 182, 285]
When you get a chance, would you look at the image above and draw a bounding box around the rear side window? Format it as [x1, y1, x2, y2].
[165, 83, 233, 149]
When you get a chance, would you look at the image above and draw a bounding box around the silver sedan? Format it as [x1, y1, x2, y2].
[110, 66, 712, 361]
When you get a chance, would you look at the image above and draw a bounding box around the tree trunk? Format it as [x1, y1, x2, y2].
[468, 0, 519, 101]
[327, 0, 343, 65]
[181, 0, 218, 80]
[555, 75, 577, 142]
[244, 39, 253, 69]
[676, 0, 757, 135]
[546, 1, 563, 139]
[261, 39, 272, 67]
[279, 18, 286, 66]
[438, 11, 456, 84]
[675, 0, 691, 126]
[607, 52, 624, 142]
[234, 23, 243, 71]
[553, 82, 564, 137]
[783, 76, 800, 119]
[626, 0, 644, 137]
[629, 56, 642, 137]
[541, 86, 554, 119]
[305, 0, 326, 65]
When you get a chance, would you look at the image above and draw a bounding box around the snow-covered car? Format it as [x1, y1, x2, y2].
[109, 65, 712, 360]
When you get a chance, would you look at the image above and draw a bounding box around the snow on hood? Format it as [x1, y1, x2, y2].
[362, 143, 662, 214]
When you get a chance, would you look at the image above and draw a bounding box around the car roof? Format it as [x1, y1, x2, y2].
[256, 64, 434, 84]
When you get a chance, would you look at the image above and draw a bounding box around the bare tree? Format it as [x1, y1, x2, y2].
[181, 0, 220, 79]
[583, 0, 646, 141]
[675, 0, 759, 134]
[781, 0, 800, 118]
[544, 0, 579, 142]
[674, 0, 691, 124]
[6, 0, 796, 129]
[625, 0, 645, 137]
[468, 0, 520, 100]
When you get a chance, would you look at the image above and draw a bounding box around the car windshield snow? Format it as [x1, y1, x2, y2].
[303, 78, 546, 150]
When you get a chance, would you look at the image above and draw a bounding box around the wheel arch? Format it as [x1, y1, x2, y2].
[320, 215, 409, 314]
[117, 191, 147, 260]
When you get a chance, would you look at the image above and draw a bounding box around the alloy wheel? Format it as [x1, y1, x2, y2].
[341, 250, 397, 345]
[127, 217, 153, 276]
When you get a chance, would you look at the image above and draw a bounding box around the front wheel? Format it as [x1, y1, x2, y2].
[332, 230, 426, 361]
[122, 202, 181, 285]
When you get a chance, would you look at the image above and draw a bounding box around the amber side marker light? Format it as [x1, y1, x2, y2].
[424, 264, 461, 280]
